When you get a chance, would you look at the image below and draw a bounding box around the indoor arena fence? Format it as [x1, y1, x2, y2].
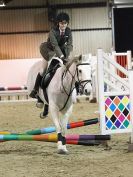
[0, 86, 33, 102]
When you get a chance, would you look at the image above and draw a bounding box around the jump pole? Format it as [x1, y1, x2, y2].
[26, 118, 99, 135]
[0, 118, 99, 135]
[0, 134, 107, 146]
[0, 133, 111, 142]
[66, 140, 106, 146]
[0, 86, 27, 91]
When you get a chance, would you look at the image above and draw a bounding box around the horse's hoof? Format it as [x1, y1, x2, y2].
[40, 112, 48, 119]
[57, 143, 69, 155]
[57, 149, 69, 155]
[36, 102, 44, 109]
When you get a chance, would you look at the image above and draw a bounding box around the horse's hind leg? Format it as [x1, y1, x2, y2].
[36, 96, 44, 108]
[40, 104, 49, 119]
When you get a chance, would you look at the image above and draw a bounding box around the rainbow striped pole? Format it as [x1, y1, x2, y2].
[26, 118, 99, 135]
[0, 133, 111, 142]
[0, 118, 99, 135]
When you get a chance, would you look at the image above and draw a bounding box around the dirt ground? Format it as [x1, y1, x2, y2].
[0, 100, 133, 177]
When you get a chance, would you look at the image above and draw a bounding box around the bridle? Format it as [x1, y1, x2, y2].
[60, 62, 91, 111]
[76, 63, 92, 94]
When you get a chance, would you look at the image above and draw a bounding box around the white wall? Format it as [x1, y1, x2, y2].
[0, 59, 41, 87]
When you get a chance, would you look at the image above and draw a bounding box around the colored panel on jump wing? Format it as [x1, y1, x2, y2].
[104, 95, 131, 134]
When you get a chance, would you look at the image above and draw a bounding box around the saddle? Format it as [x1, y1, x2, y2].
[41, 58, 63, 103]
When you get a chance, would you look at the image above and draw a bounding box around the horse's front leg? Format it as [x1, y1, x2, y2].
[49, 104, 68, 154]
[59, 104, 73, 154]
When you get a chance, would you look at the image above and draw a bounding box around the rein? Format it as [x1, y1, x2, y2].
[60, 66, 77, 111]
[60, 63, 91, 111]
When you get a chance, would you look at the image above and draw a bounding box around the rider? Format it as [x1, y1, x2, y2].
[29, 12, 73, 117]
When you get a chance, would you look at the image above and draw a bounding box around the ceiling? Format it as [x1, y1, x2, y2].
[2, 0, 107, 7]
[0, 0, 108, 9]
[2, 0, 133, 9]
[2, 0, 47, 7]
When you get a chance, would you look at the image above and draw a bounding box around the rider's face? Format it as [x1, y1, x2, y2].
[59, 21, 68, 31]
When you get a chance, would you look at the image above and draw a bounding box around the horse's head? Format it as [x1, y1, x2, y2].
[76, 62, 92, 96]
[65, 55, 92, 96]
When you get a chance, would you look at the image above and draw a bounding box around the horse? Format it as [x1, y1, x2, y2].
[27, 55, 90, 154]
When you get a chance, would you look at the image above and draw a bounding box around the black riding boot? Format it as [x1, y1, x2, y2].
[29, 73, 42, 98]
[41, 59, 60, 89]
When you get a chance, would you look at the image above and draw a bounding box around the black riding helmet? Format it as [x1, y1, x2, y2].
[56, 12, 70, 23]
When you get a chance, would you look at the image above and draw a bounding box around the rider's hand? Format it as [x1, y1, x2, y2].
[60, 55, 68, 64]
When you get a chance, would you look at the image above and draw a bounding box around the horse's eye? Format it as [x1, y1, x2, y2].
[78, 69, 82, 73]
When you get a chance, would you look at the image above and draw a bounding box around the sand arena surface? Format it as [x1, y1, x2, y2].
[0, 101, 133, 177]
